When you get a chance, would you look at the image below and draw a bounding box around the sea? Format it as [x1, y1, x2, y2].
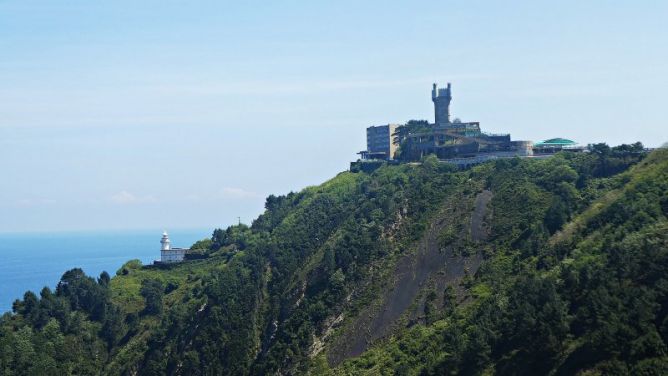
[0, 228, 210, 313]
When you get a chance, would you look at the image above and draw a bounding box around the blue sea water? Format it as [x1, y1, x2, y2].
[0, 228, 210, 313]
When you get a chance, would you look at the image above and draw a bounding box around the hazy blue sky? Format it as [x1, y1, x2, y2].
[1, 0, 666, 232]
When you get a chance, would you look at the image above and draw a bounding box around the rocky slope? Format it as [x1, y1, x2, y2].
[1, 144, 665, 376]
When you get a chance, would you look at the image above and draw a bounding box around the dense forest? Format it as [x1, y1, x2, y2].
[1, 144, 667, 375]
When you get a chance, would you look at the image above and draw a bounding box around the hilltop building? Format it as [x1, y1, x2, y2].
[358, 83, 535, 165]
[358, 124, 400, 160]
[534, 138, 584, 154]
[159, 231, 189, 263]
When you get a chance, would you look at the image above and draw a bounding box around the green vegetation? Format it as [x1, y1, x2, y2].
[336, 146, 668, 375]
[392, 119, 431, 161]
[1, 144, 666, 375]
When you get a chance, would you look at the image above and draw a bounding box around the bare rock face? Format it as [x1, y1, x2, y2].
[327, 189, 493, 366]
[471, 190, 493, 242]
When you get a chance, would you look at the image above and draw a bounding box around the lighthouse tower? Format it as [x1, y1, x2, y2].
[158, 231, 188, 263]
[160, 231, 171, 251]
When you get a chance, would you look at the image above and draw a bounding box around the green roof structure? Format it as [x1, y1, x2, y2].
[534, 138, 577, 147]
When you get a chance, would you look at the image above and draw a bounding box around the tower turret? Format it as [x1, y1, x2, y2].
[432, 82, 452, 126]
[160, 231, 171, 251]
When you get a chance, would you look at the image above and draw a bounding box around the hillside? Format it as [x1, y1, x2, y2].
[1, 145, 667, 375]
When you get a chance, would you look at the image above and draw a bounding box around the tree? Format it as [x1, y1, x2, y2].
[98, 271, 111, 287]
[101, 305, 126, 349]
[443, 285, 457, 315]
[20, 291, 39, 317]
[141, 279, 164, 315]
[590, 143, 611, 156]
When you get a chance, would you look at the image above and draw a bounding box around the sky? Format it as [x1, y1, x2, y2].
[1, 0, 667, 233]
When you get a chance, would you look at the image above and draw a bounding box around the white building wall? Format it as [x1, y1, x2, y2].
[161, 248, 187, 263]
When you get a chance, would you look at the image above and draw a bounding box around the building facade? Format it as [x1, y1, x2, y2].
[364, 124, 399, 160]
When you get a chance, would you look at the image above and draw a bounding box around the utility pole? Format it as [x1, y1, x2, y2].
[238, 216, 241, 226]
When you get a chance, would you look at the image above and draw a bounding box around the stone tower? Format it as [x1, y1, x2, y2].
[432, 82, 452, 126]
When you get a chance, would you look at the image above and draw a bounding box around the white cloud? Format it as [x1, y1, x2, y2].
[218, 187, 260, 199]
[110, 190, 157, 204]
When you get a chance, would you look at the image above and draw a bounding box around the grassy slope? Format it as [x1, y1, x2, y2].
[331, 149, 668, 375]
[2, 149, 663, 376]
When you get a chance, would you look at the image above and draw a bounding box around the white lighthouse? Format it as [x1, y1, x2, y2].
[159, 231, 188, 263]
[160, 231, 171, 251]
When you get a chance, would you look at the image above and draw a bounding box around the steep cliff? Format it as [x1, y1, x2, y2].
[2, 145, 666, 376]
